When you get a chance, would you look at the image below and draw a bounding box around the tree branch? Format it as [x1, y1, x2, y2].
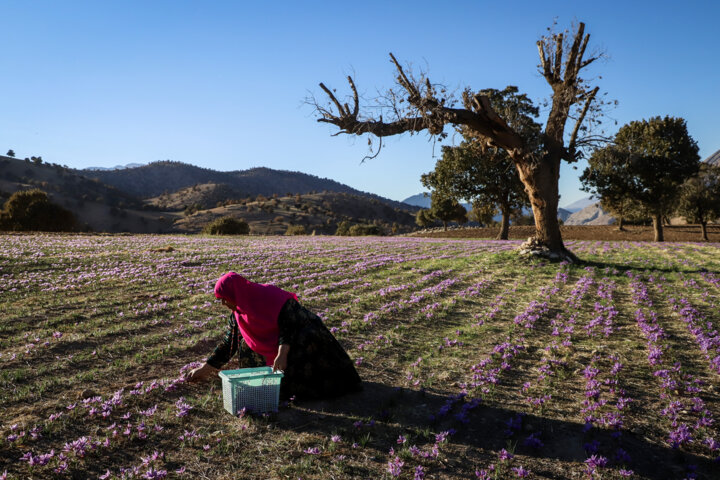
[347, 76, 359, 117]
[315, 54, 526, 153]
[563, 23, 586, 83]
[553, 33, 564, 81]
[537, 41, 552, 82]
[319, 82, 347, 118]
[568, 85, 599, 154]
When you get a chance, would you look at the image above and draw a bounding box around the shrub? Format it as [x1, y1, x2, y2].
[0, 189, 77, 232]
[202, 217, 249, 235]
[335, 220, 351, 236]
[285, 225, 307, 236]
[348, 224, 383, 236]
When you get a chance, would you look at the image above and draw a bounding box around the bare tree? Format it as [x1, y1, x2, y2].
[310, 22, 608, 261]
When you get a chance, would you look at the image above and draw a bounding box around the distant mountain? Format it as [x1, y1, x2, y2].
[86, 163, 145, 171]
[562, 196, 597, 213]
[401, 192, 471, 210]
[83, 161, 411, 210]
[557, 208, 572, 222]
[402, 193, 432, 208]
[564, 202, 615, 226]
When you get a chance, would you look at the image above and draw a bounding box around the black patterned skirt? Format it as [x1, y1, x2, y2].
[234, 299, 362, 400]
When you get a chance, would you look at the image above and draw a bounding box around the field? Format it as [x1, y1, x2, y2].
[1, 234, 719, 479]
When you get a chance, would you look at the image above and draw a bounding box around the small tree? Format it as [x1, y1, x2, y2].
[202, 217, 250, 235]
[6, 149, 15, 157]
[581, 116, 700, 241]
[415, 209, 435, 228]
[580, 145, 644, 231]
[430, 196, 467, 231]
[676, 163, 720, 241]
[421, 86, 538, 239]
[0, 189, 77, 231]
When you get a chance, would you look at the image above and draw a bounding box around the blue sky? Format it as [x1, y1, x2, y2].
[1, 1, 718, 207]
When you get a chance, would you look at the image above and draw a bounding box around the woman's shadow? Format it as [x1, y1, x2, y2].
[273, 381, 715, 480]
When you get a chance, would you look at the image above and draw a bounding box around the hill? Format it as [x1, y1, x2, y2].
[83, 161, 410, 211]
[0, 155, 420, 234]
[173, 191, 419, 235]
[0, 155, 176, 233]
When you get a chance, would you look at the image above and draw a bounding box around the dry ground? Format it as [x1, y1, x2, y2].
[412, 224, 720, 242]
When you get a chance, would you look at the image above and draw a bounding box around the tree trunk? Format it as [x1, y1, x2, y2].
[652, 214, 664, 242]
[515, 157, 576, 261]
[443, 221, 447, 231]
[616, 216, 625, 232]
[497, 207, 510, 240]
[701, 221, 708, 242]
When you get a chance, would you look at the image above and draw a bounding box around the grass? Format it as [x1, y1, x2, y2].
[1, 234, 719, 479]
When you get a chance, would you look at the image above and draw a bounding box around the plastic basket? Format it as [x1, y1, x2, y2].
[219, 367, 283, 415]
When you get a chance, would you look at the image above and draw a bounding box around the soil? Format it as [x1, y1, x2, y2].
[411, 224, 720, 242]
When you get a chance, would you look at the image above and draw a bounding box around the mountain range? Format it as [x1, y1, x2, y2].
[0, 156, 419, 234]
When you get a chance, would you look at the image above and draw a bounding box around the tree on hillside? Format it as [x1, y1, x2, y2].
[581, 116, 700, 241]
[430, 195, 467, 231]
[421, 87, 538, 239]
[580, 145, 644, 231]
[0, 189, 77, 232]
[311, 22, 609, 261]
[6, 149, 15, 157]
[676, 163, 720, 241]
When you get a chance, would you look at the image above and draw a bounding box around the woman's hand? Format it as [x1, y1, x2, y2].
[186, 362, 218, 382]
[273, 344, 290, 372]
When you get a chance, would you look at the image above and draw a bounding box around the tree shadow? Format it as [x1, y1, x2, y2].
[273, 381, 715, 479]
[576, 257, 719, 276]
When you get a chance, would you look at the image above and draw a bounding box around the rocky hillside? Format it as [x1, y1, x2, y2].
[705, 149, 720, 166]
[564, 202, 615, 226]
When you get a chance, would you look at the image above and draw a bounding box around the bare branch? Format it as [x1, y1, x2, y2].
[319, 82, 347, 117]
[389, 53, 420, 99]
[580, 56, 598, 70]
[568, 86, 599, 154]
[360, 136, 383, 164]
[577, 31, 590, 69]
[347, 76, 359, 117]
[537, 41, 551, 81]
[553, 33, 563, 81]
[563, 22, 586, 83]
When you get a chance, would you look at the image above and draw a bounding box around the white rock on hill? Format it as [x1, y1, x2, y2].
[564, 202, 615, 225]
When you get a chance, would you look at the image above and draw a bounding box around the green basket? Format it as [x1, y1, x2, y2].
[219, 367, 284, 415]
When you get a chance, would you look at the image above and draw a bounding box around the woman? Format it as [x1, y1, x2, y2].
[187, 272, 362, 400]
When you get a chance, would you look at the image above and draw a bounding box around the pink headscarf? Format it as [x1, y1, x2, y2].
[214, 272, 298, 365]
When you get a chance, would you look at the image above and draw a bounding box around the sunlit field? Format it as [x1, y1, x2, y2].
[1, 234, 719, 479]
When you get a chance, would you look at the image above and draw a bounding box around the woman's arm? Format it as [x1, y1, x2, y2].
[206, 314, 240, 369]
[273, 344, 290, 372]
[187, 314, 238, 382]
